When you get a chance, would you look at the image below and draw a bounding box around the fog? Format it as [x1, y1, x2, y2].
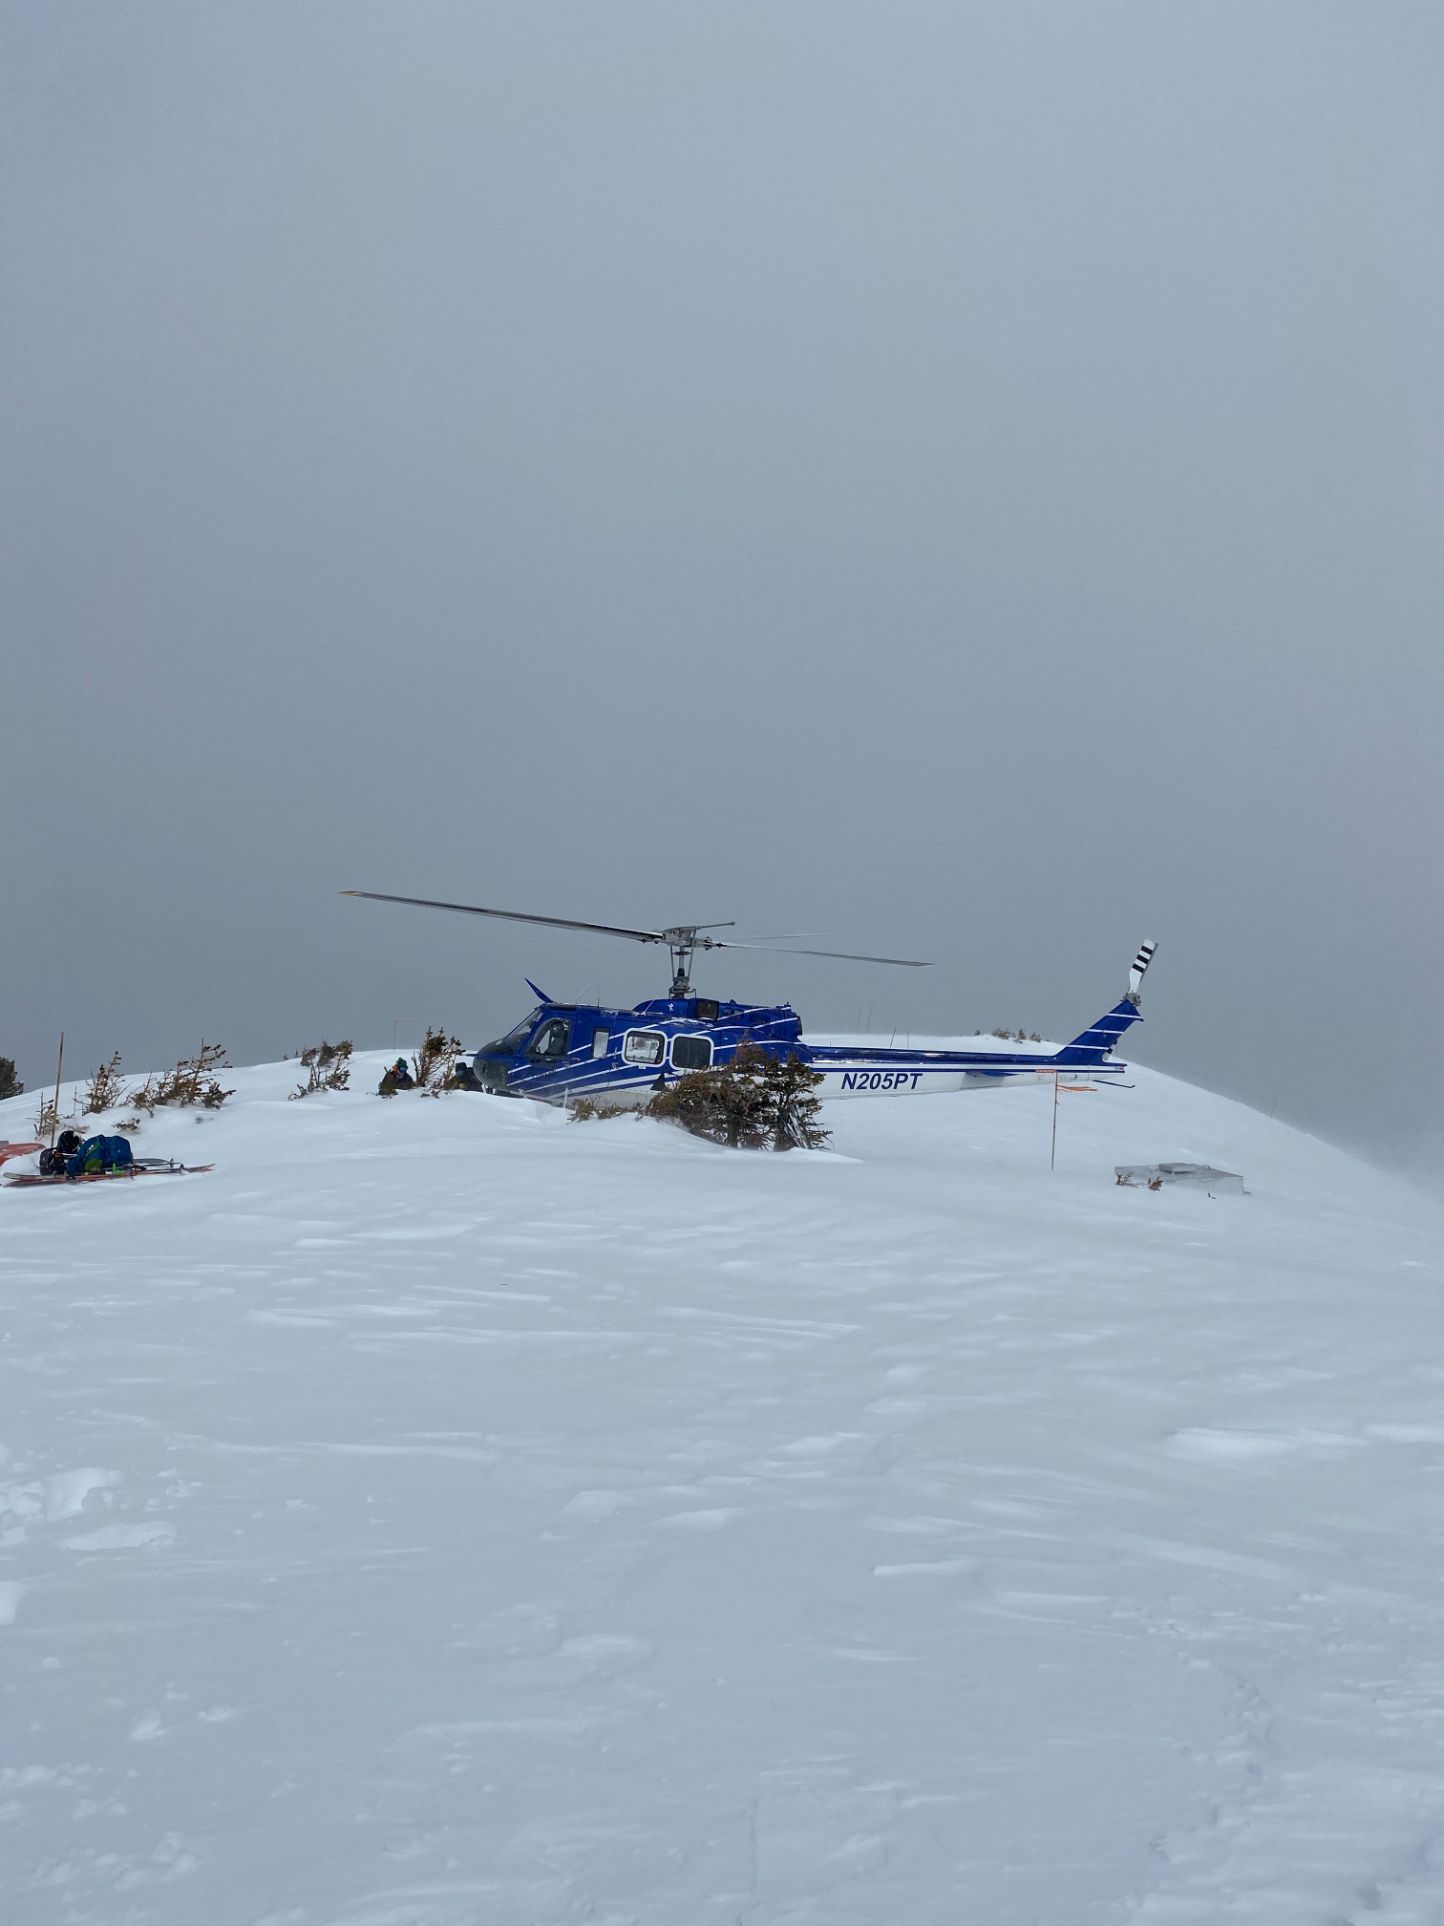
[4, 3, 1441, 1164]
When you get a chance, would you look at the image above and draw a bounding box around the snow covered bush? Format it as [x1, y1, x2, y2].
[289, 1040, 353, 1100]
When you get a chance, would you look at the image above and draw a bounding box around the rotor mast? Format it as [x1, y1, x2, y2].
[660, 924, 735, 996]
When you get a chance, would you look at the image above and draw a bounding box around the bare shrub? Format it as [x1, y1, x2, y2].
[567, 1095, 632, 1122]
[81, 1051, 131, 1115]
[289, 1040, 353, 1100]
[130, 1041, 234, 1114]
[412, 1026, 463, 1096]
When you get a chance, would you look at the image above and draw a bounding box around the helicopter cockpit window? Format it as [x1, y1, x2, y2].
[529, 1018, 572, 1061]
[671, 1034, 712, 1071]
[488, 1011, 540, 1054]
[622, 1030, 665, 1067]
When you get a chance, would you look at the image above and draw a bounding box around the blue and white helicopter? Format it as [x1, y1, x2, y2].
[344, 890, 1157, 1107]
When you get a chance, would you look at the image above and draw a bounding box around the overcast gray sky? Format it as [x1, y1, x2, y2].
[3, 3, 1441, 1163]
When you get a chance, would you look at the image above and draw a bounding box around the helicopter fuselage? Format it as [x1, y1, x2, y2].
[470, 991, 1140, 1106]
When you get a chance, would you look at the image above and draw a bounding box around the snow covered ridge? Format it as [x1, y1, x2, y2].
[4, 1061, 1444, 1923]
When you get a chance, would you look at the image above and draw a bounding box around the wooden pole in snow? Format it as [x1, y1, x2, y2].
[50, 1032, 64, 1148]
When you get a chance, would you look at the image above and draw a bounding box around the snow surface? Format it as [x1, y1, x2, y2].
[3, 1055, 1444, 1925]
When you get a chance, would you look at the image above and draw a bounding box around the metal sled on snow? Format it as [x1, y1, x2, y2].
[1115, 1163, 1247, 1196]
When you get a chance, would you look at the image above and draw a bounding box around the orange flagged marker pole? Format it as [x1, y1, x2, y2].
[1050, 1072, 1095, 1171]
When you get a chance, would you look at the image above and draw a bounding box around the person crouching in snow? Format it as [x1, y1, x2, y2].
[378, 1058, 416, 1097]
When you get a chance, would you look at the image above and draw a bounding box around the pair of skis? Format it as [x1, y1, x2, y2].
[3, 1159, 214, 1188]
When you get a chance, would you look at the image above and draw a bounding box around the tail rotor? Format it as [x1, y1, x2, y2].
[1127, 939, 1158, 1005]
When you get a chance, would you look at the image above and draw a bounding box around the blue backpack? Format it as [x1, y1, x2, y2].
[104, 1135, 134, 1171]
[68, 1134, 134, 1177]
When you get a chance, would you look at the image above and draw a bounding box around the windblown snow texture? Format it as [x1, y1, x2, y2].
[3, 1057, 1444, 1924]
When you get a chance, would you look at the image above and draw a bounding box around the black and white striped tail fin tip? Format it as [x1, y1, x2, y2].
[1127, 939, 1158, 1004]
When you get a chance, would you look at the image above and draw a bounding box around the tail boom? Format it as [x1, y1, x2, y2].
[806, 938, 1156, 1098]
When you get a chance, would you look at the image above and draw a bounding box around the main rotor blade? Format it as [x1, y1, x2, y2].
[706, 937, 930, 968]
[343, 892, 929, 969]
[342, 891, 671, 945]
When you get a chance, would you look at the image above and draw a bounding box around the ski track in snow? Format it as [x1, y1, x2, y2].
[3, 1055, 1444, 1923]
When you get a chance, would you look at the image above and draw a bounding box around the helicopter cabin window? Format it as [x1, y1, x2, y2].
[671, 1035, 712, 1071]
[529, 1018, 571, 1061]
[693, 999, 720, 1023]
[622, 1030, 665, 1067]
[591, 1028, 609, 1059]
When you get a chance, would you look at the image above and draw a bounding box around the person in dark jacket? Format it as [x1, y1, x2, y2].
[38, 1129, 82, 1177]
[378, 1058, 416, 1097]
[447, 1060, 481, 1092]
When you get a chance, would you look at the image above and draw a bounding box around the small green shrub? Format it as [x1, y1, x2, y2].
[757, 1051, 831, 1151]
[646, 1043, 830, 1151]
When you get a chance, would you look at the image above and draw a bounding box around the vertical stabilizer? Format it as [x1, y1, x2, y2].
[1052, 940, 1159, 1067]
